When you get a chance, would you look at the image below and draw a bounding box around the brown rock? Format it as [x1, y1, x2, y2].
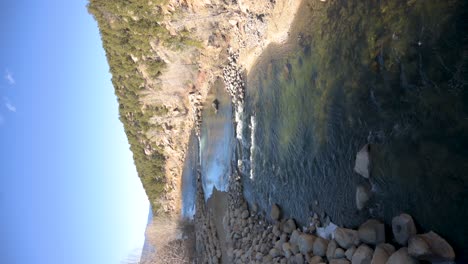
[411, 231, 455, 262]
[282, 218, 297, 234]
[271, 204, 281, 221]
[334, 228, 360, 249]
[386, 248, 418, 264]
[371, 243, 395, 264]
[352, 244, 373, 264]
[358, 219, 385, 245]
[327, 240, 338, 259]
[313, 237, 329, 257]
[297, 234, 316, 254]
[309, 256, 323, 264]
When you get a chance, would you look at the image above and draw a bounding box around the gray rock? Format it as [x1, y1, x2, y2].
[297, 234, 316, 254]
[291, 243, 300, 254]
[335, 248, 346, 259]
[408, 235, 431, 259]
[354, 144, 371, 178]
[241, 209, 249, 219]
[309, 256, 323, 264]
[358, 219, 385, 245]
[282, 218, 297, 234]
[356, 185, 372, 210]
[386, 248, 418, 264]
[371, 244, 395, 264]
[334, 228, 360, 249]
[330, 259, 351, 264]
[313, 237, 329, 257]
[294, 253, 304, 264]
[352, 244, 373, 264]
[327, 240, 338, 259]
[410, 231, 455, 262]
[255, 252, 263, 260]
[271, 204, 281, 221]
[392, 213, 417, 245]
[270, 248, 281, 258]
[290, 230, 301, 245]
[283, 242, 292, 258]
[345, 246, 356, 260]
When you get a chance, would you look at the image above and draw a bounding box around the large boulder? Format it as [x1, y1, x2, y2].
[358, 219, 385, 245]
[282, 218, 297, 234]
[386, 248, 418, 264]
[334, 228, 360, 249]
[371, 244, 395, 264]
[354, 144, 371, 178]
[313, 237, 329, 257]
[271, 204, 281, 221]
[408, 231, 455, 262]
[352, 244, 373, 264]
[297, 234, 316, 254]
[356, 185, 372, 210]
[392, 213, 417, 245]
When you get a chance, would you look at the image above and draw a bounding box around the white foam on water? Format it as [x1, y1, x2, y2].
[249, 115, 256, 180]
[316, 222, 338, 240]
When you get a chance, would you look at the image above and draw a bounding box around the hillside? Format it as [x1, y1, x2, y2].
[87, 0, 201, 215]
[88, 0, 300, 218]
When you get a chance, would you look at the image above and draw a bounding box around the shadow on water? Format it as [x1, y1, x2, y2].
[240, 0, 468, 260]
[200, 78, 235, 200]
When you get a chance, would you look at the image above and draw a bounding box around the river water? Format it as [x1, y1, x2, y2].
[238, 0, 468, 260]
[182, 0, 468, 260]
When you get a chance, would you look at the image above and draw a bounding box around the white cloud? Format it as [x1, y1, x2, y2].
[3, 97, 16, 112]
[6, 102, 16, 112]
[4, 70, 15, 85]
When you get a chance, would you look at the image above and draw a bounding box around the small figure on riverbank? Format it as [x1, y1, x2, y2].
[212, 98, 219, 114]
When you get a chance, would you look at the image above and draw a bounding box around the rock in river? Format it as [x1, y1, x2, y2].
[354, 144, 371, 178]
[271, 203, 281, 221]
[408, 231, 455, 262]
[282, 218, 297, 234]
[392, 213, 417, 245]
[356, 185, 371, 210]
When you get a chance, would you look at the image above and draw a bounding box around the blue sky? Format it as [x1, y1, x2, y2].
[0, 1, 150, 263]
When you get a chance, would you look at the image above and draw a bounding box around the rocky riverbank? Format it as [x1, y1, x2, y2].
[195, 167, 456, 264]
